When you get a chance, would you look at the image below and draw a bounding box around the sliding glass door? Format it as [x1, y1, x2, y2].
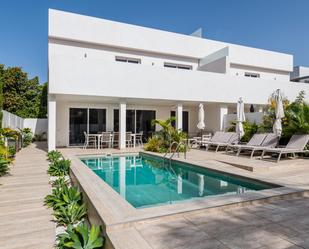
[136, 110, 156, 139]
[69, 108, 88, 146]
[170, 111, 189, 133]
[113, 109, 156, 140]
[89, 109, 106, 134]
[69, 108, 106, 146]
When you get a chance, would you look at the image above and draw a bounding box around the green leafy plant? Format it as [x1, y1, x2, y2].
[1, 128, 20, 140]
[145, 117, 188, 153]
[0, 159, 10, 176]
[45, 185, 82, 210]
[228, 121, 260, 142]
[33, 132, 47, 141]
[54, 202, 87, 226]
[48, 159, 71, 176]
[21, 128, 33, 147]
[52, 177, 70, 189]
[45, 187, 64, 209]
[144, 136, 163, 152]
[47, 150, 63, 162]
[56, 222, 104, 249]
[8, 146, 16, 157]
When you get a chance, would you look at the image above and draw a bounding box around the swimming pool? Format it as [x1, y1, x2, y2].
[80, 153, 276, 208]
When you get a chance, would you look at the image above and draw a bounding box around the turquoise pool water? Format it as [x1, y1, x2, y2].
[81, 153, 275, 208]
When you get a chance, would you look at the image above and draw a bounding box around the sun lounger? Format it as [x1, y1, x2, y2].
[236, 133, 279, 159]
[227, 133, 279, 158]
[197, 131, 225, 148]
[261, 134, 309, 162]
[226, 133, 267, 155]
[206, 132, 239, 152]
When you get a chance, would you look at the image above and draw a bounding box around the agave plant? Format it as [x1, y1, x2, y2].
[45, 185, 82, 210]
[56, 222, 104, 249]
[47, 150, 63, 162]
[52, 177, 70, 188]
[48, 159, 71, 176]
[0, 159, 10, 176]
[45, 187, 65, 209]
[54, 203, 87, 226]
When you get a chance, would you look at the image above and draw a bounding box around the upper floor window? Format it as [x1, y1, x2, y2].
[115, 56, 141, 64]
[244, 72, 260, 78]
[164, 62, 192, 70]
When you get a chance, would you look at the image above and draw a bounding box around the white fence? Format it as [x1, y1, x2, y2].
[2, 110, 47, 135]
[223, 112, 264, 130]
[24, 119, 48, 135]
[2, 110, 24, 130]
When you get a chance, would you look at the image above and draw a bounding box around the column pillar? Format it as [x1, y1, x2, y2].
[106, 107, 113, 131]
[119, 102, 126, 149]
[119, 156, 126, 198]
[48, 94, 56, 151]
[176, 103, 183, 131]
[219, 105, 228, 131]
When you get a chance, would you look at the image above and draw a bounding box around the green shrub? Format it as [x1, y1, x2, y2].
[33, 132, 47, 141]
[53, 202, 87, 226]
[44, 185, 82, 210]
[144, 136, 162, 152]
[56, 222, 104, 249]
[52, 177, 69, 189]
[47, 150, 62, 162]
[48, 159, 71, 176]
[0, 145, 9, 159]
[21, 128, 33, 147]
[228, 121, 260, 143]
[144, 118, 188, 153]
[0, 159, 9, 176]
[8, 146, 16, 157]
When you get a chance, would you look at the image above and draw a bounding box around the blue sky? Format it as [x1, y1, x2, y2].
[0, 0, 308, 83]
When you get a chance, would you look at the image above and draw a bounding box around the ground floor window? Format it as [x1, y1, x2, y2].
[113, 109, 156, 140]
[170, 111, 189, 133]
[69, 108, 106, 146]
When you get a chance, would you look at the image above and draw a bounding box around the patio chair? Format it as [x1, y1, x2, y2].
[229, 133, 279, 159]
[100, 132, 112, 148]
[261, 134, 309, 162]
[83, 131, 96, 149]
[113, 132, 119, 148]
[126, 132, 133, 147]
[226, 133, 267, 156]
[135, 131, 143, 147]
[206, 132, 239, 152]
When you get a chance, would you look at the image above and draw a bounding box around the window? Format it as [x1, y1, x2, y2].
[304, 80, 309, 83]
[244, 72, 260, 78]
[115, 56, 141, 64]
[164, 62, 192, 70]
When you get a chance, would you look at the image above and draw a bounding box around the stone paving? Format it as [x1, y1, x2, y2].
[0, 142, 55, 249]
[133, 197, 309, 249]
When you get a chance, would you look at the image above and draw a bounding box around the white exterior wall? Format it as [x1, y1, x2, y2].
[230, 64, 290, 81]
[49, 9, 293, 72]
[49, 51, 309, 105]
[24, 119, 48, 135]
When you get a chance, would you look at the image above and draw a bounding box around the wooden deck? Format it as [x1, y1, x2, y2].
[0, 142, 55, 249]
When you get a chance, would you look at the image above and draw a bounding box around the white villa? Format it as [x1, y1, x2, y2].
[48, 9, 309, 151]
